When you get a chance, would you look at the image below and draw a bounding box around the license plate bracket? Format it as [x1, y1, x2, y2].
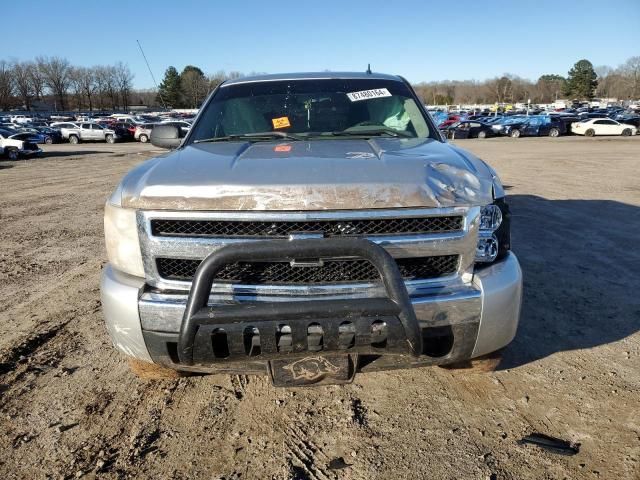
[268, 354, 358, 387]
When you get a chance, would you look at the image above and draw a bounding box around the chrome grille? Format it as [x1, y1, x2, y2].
[151, 216, 463, 238]
[156, 255, 459, 284]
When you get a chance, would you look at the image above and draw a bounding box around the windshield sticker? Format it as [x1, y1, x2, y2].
[272, 116, 291, 129]
[274, 144, 292, 152]
[346, 88, 392, 102]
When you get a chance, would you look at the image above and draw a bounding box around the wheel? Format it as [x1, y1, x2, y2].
[477, 130, 487, 139]
[44, 136, 53, 144]
[585, 129, 595, 137]
[69, 135, 79, 144]
[6, 148, 19, 160]
[127, 358, 190, 380]
[621, 128, 632, 136]
[510, 129, 521, 138]
[105, 134, 115, 144]
[440, 350, 503, 373]
[139, 134, 148, 143]
[548, 127, 560, 137]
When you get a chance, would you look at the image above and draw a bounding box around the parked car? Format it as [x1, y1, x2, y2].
[10, 114, 34, 124]
[0, 128, 42, 159]
[441, 121, 496, 139]
[50, 122, 82, 140]
[438, 114, 462, 128]
[110, 122, 135, 141]
[63, 123, 119, 144]
[613, 114, 640, 128]
[101, 71, 522, 386]
[30, 126, 64, 144]
[134, 123, 156, 142]
[492, 116, 563, 138]
[571, 118, 637, 136]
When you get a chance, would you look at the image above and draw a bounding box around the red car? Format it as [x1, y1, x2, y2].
[439, 114, 461, 128]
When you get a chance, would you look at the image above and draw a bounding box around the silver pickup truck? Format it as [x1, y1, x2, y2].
[63, 122, 118, 144]
[101, 72, 522, 387]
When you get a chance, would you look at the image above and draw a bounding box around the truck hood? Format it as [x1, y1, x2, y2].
[118, 138, 495, 210]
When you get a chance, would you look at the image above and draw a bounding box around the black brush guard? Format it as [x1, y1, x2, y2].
[177, 238, 423, 366]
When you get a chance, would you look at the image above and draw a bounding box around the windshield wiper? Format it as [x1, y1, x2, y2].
[328, 127, 413, 138]
[193, 131, 303, 143]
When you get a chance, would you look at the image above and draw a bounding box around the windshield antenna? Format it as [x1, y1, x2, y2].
[366, 64, 372, 74]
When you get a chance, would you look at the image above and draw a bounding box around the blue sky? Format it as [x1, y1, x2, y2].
[4, 0, 639, 88]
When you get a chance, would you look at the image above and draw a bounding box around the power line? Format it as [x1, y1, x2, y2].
[136, 39, 166, 109]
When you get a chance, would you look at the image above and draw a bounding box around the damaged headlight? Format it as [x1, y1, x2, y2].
[104, 200, 145, 277]
[475, 199, 511, 264]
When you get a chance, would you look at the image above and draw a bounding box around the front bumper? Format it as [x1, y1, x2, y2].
[101, 251, 522, 373]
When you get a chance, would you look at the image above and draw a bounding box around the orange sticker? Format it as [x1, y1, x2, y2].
[274, 144, 292, 152]
[272, 116, 291, 129]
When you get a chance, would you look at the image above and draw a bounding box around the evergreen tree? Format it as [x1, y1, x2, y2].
[157, 66, 182, 108]
[564, 60, 598, 100]
[180, 65, 208, 108]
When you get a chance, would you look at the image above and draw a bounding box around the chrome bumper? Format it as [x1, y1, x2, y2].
[101, 252, 522, 364]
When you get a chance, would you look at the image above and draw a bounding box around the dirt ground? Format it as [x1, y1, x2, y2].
[0, 136, 638, 480]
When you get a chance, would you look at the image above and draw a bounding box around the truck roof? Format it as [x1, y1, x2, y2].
[222, 71, 404, 86]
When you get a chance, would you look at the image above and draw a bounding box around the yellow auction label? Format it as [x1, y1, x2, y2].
[272, 116, 291, 129]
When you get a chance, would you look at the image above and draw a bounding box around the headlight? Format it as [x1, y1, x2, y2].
[475, 199, 511, 264]
[104, 202, 145, 277]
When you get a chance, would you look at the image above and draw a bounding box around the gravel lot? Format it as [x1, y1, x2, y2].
[0, 136, 638, 479]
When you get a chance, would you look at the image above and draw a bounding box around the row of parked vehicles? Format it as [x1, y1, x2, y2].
[0, 113, 194, 158]
[432, 106, 640, 139]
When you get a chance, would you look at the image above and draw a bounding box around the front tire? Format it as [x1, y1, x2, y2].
[621, 128, 632, 136]
[510, 129, 521, 138]
[69, 135, 79, 144]
[548, 127, 560, 137]
[105, 134, 115, 144]
[585, 129, 595, 137]
[477, 130, 487, 139]
[6, 147, 19, 160]
[44, 136, 53, 144]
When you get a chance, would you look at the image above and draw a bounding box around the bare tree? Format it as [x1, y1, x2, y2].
[77, 67, 97, 112]
[621, 57, 640, 99]
[11, 60, 35, 110]
[114, 62, 134, 110]
[36, 56, 72, 110]
[28, 62, 45, 100]
[69, 67, 85, 111]
[95, 66, 118, 110]
[0, 60, 13, 110]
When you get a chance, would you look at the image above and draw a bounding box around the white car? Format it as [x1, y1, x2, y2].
[571, 118, 637, 137]
[0, 128, 43, 160]
[10, 114, 34, 124]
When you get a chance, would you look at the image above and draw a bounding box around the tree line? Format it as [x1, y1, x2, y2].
[0, 56, 134, 111]
[1, 56, 639, 112]
[413, 57, 640, 106]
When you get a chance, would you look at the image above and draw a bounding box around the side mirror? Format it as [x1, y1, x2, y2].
[150, 125, 181, 149]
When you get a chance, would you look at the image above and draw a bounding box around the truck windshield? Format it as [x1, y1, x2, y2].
[189, 78, 432, 143]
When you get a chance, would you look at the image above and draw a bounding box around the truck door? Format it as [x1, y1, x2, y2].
[80, 123, 93, 140]
[91, 124, 105, 140]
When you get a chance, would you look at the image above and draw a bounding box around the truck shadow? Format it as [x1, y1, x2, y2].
[43, 150, 109, 158]
[499, 194, 640, 369]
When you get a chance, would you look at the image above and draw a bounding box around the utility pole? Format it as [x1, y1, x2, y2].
[137, 40, 167, 109]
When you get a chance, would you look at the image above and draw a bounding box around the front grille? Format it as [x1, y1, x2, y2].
[151, 216, 463, 238]
[156, 255, 459, 284]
